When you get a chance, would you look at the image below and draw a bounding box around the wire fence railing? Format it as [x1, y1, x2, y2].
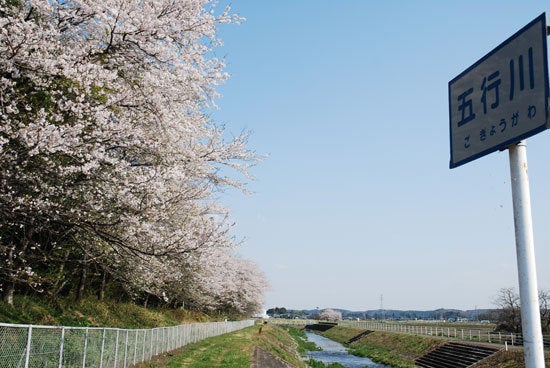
[0, 319, 253, 368]
[269, 318, 550, 348]
[338, 320, 548, 347]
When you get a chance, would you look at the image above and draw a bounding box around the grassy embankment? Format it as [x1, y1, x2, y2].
[0, 295, 213, 328]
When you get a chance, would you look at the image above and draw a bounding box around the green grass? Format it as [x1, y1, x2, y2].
[318, 326, 365, 342]
[164, 331, 250, 368]
[0, 295, 211, 328]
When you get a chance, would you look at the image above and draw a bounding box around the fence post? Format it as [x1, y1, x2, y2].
[24, 325, 32, 368]
[150, 329, 154, 359]
[59, 327, 65, 368]
[133, 331, 138, 366]
[161, 328, 165, 354]
[124, 330, 129, 368]
[114, 329, 119, 368]
[158, 328, 161, 355]
[141, 330, 147, 362]
[99, 328, 106, 368]
[169, 327, 172, 351]
[83, 327, 89, 368]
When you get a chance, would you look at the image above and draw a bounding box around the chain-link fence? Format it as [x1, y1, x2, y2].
[0, 320, 253, 368]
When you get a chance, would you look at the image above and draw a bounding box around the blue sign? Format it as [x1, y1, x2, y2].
[449, 13, 549, 168]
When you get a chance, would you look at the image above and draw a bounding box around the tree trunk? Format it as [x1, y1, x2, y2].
[76, 256, 88, 302]
[52, 249, 70, 295]
[97, 270, 107, 301]
[2, 245, 15, 306]
[2, 282, 14, 306]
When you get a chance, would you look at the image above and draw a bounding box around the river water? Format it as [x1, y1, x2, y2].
[304, 332, 390, 368]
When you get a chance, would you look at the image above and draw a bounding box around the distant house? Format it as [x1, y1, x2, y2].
[253, 310, 270, 320]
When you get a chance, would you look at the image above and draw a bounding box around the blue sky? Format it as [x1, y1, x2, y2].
[212, 1, 550, 311]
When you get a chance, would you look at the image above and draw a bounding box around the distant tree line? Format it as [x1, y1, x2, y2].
[0, 0, 268, 317]
[267, 293, 550, 334]
[266, 307, 288, 316]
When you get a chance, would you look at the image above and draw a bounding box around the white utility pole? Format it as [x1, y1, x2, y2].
[508, 140, 545, 368]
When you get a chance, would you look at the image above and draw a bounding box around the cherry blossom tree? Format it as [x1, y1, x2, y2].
[162, 245, 269, 315]
[319, 309, 342, 321]
[0, 0, 267, 314]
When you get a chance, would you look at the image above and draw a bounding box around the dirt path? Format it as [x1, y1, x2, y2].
[251, 346, 297, 368]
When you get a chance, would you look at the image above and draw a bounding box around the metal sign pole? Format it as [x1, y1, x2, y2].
[508, 140, 545, 368]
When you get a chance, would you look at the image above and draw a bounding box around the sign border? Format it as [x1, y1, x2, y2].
[449, 13, 549, 169]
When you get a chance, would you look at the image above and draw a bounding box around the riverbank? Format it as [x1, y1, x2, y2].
[318, 325, 550, 368]
[319, 326, 443, 368]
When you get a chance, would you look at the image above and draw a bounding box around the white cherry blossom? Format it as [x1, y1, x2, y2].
[0, 0, 266, 314]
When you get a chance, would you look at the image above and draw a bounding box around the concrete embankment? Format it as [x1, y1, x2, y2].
[251, 346, 297, 368]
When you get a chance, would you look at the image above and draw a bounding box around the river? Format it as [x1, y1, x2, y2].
[304, 332, 390, 368]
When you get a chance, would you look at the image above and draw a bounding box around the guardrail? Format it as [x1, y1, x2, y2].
[269, 318, 550, 348]
[0, 320, 253, 368]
